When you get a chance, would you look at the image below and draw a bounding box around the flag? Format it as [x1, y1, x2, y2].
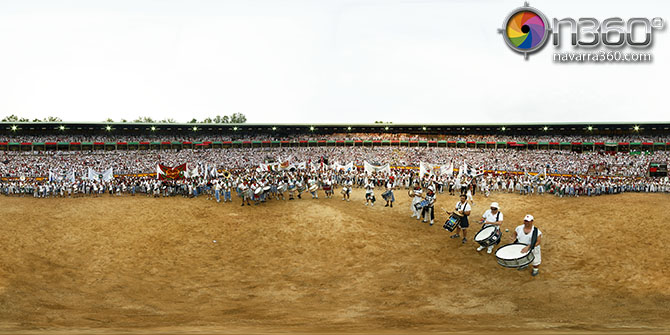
[419, 161, 430, 177]
[210, 166, 219, 178]
[278, 155, 293, 170]
[185, 164, 199, 178]
[87, 167, 114, 181]
[420, 161, 446, 177]
[532, 167, 547, 182]
[157, 163, 187, 180]
[457, 161, 468, 179]
[442, 162, 454, 176]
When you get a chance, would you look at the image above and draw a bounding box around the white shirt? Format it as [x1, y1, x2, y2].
[455, 201, 471, 213]
[515, 225, 542, 251]
[365, 183, 374, 193]
[482, 209, 503, 224]
[424, 193, 435, 205]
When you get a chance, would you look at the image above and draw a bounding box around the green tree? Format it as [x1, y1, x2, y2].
[43, 116, 62, 122]
[1, 114, 18, 122]
[1, 115, 29, 122]
[159, 118, 176, 123]
[229, 113, 247, 123]
[202, 117, 213, 123]
[188, 118, 198, 123]
[133, 116, 155, 123]
[105, 118, 114, 122]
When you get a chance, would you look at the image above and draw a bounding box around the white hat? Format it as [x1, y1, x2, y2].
[490, 202, 499, 209]
[524, 214, 534, 221]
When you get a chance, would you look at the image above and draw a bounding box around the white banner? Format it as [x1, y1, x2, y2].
[333, 161, 354, 172]
[49, 170, 76, 183]
[420, 161, 453, 177]
[364, 161, 390, 175]
[87, 167, 114, 182]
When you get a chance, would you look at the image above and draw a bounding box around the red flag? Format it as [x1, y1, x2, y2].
[158, 163, 187, 180]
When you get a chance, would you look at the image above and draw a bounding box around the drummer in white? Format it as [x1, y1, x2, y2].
[476, 202, 504, 254]
[447, 194, 471, 244]
[408, 182, 423, 220]
[512, 214, 542, 276]
[364, 179, 375, 207]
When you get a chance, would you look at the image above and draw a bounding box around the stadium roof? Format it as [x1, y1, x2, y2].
[1, 121, 670, 135]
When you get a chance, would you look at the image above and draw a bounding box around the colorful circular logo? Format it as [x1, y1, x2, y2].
[501, 5, 549, 58]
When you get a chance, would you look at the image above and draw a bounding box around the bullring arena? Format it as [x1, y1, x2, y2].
[1, 123, 670, 334]
[1, 191, 669, 334]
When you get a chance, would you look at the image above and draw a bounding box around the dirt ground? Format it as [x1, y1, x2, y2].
[0, 190, 669, 334]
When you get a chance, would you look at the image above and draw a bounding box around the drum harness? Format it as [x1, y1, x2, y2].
[514, 226, 539, 250]
[483, 212, 501, 228]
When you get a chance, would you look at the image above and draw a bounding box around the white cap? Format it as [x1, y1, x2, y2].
[490, 202, 499, 209]
[524, 214, 534, 221]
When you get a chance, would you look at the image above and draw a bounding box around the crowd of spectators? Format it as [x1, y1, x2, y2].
[1, 146, 667, 178]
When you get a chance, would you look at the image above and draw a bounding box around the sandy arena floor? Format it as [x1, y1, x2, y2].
[0, 190, 669, 334]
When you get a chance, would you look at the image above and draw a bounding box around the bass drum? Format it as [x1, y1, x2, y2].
[495, 243, 535, 268]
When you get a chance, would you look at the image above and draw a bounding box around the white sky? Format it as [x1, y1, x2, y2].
[0, 0, 668, 123]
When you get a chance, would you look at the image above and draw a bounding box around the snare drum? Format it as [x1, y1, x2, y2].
[309, 184, 318, 192]
[442, 214, 461, 232]
[254, 187, 263, 195]
[495, 243, 535, 268]
[262, 186, 272, 193]
[414, 200, 429, 211]
[278, 184, 288, 193]
[341, 187, 349, 194]
[474, 225, 502, 247]
[382, 190, 392, 200]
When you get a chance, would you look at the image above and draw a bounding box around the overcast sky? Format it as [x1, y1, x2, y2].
[0, 0, 668, 123]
